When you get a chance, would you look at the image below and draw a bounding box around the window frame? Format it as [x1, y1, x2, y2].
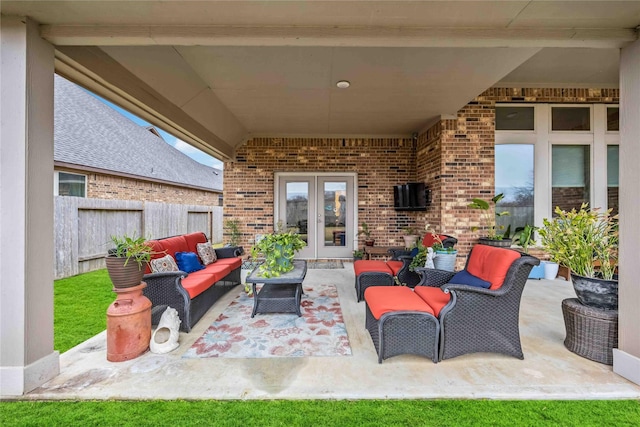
[549, 104, 593, 134]
[496, 103, 619, 233]
[54, 170, 87, 197]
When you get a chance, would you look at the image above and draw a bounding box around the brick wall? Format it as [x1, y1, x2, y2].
[224, 87, 618, 263]
[223, 137, 418, 249]
[80, 171, 221, 206]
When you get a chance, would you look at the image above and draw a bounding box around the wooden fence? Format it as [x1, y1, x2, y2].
[54, 196, 223, 279]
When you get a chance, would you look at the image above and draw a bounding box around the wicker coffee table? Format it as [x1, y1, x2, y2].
[246, 260, 307, 317]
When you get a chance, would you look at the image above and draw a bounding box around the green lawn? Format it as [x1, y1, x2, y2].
[54, 269, 114, 353]
[31, 271, 639, 426]
[1, 399, 639, 426]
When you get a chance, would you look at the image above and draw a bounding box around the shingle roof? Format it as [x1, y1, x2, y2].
[54, 75, 222, 191]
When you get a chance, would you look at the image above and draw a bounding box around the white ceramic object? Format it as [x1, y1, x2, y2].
[424, 247, 435, 269]
[150, 307, 181, 354]
[544, 261, 560, 280]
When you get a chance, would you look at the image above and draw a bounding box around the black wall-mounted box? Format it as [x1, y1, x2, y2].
[393, 182, 431, 211]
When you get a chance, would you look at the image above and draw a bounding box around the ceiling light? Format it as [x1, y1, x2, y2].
[336, 80, 350, 89]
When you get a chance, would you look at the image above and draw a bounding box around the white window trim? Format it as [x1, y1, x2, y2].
[496, 103, 619, 229]
[549, 104, 593, 134]
[54, 171, 87, 197]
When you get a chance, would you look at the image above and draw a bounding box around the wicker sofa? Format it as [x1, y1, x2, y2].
[143, 232, 242, 332]
[364, 245, 539, 363]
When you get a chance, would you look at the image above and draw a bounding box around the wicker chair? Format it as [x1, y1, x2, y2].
[415, 245, 539, 361]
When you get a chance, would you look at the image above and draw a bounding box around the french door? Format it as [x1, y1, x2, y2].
[276, 173, 355, 259]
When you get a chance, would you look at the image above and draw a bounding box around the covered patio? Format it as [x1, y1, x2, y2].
[2, 1, 640, 397]
[23, 267, 640, 400]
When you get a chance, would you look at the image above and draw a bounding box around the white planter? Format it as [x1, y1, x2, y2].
[544, 261, 559, 280]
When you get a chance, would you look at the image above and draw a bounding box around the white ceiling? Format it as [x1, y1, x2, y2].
[3, 1, 639, 159]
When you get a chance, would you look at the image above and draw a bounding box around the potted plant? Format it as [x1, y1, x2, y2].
[538, 204, 618, 310]
[468, 193, 512, 247]
[353, 249, 364, 261]
[105, 233, 155, 288]
[250, 223, 306, 278]
[514, 224, 544, 279]
[358, 222, 375, 246]
[401, 226, 419, 248]
[431, 233, 457, 272]
[224, 219, 242, 247]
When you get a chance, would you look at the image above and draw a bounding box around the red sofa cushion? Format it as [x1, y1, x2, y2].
[414, 286, 451, 317]
[386, 260, 404, 275]
[354, 260, 393, 276]
[466, 245, 521, 290]
[182, 264, 232, 298]
[213, 257, 243, 270]
[158, 236, 189, 259]
[365, 286, 434, 319]
[145, 240, 165, 273]
[183, 232, 208, 252]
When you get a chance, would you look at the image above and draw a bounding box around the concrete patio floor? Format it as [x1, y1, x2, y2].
[26, 263, 640, 400]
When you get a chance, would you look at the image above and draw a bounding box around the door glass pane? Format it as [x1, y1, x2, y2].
[323, 181, 347, 247]
[286, 182, 309, 244]
[495, 107, 535, 130]
[607, 107, 619, 131]
[552, 145, 590, 213]
[58, 172, 86, 197]
[607, 145, 619, 215]
[495, 144, 534, 236]
[551, 107, 591, 131]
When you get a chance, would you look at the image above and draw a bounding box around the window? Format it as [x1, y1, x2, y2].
[552, 145, 590, 213]
[495, 107, 535, 131]
[551, 107, 591, 131]
[607, 145, 619, 215]
[495, 144, 534, 234]
[607, 107, 619, 132]
[56, 172, 86, 197]
[496, 103, 618, 229]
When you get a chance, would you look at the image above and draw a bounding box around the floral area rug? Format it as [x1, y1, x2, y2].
[183, 283, 352, 358]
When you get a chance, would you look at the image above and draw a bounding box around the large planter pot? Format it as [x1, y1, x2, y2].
[433, 251, 457, 272]
[571, 273, 618, 311]
[402, 235, 419, 249]
[105, 255, 145, 289]
[478, 237, 512, 248]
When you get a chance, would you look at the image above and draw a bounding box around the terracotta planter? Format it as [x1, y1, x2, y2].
[364, 239, 375, 247]
[570, 273, 618, 311]
[478, 237, 512, 248]
[105, 255, 145, 289]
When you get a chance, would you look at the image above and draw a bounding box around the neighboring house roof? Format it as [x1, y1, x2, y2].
[54, 75, 222, 192]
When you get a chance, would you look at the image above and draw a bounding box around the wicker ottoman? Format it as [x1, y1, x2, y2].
[365, 286, 439, 363]
[562, 298, 618, 365]
[354, 260, 395, 302]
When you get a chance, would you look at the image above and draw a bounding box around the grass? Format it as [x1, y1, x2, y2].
[34, 271, 639, 426]
[54, 269, 114, 353]
[1, 399, 639, 426]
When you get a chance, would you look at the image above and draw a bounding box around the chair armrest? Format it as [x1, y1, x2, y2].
[215, 246, 244, 259]
[442, 283, 504, 297]
[414, 268, 456, 287]
[441, 235, 458, 248]
[388, 248, 412, 260]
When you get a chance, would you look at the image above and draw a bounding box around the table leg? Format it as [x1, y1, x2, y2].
[295, 283, 302, 316]
[251, 283, 259, 318]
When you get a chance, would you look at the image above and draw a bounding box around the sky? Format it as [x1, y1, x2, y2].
[90, 94, 224, 170]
